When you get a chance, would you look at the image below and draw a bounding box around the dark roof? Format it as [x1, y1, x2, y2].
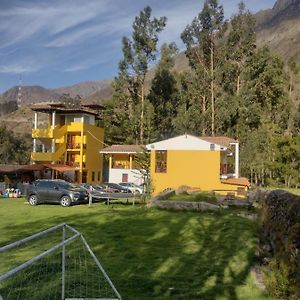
[100, 145, 144, 154]
[0, 164, 76, 173]
[200, 137, 238, 148]
[0, 164, 45, 173]
[31, 103, 100, 116]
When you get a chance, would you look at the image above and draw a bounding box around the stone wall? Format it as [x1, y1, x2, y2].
[259, 189, 300, 298]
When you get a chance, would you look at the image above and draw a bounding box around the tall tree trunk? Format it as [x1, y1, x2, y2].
[210, 39, 215, 136]
[202, 96, 206, 136]
[289, 73, 293, 98]
[237, 74, 240, 96]
[140, 83, 144, 144]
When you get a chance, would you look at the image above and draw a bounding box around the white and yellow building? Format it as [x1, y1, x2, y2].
[31, 103, 104, 184]
[146, 134, 249, 195]
[100, 145, 144, 185]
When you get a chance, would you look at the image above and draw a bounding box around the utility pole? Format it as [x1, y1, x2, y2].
[17, 74, 22, 108]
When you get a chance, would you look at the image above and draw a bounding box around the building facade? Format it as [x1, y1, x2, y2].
[147, 134, 249, 195]
[31, 103, 104, 184]
[100, 145, 144, 185]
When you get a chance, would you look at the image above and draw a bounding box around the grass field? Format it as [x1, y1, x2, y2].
[0, 198, 273, 300]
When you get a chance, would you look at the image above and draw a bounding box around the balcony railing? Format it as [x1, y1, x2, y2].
[67, 143, 86, 150]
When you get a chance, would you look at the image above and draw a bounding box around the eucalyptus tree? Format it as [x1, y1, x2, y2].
[117, 6, 166, 144]
[181, 0, 226, 136]
[287, 57, 299, 98]
[148, 43, 179, 139]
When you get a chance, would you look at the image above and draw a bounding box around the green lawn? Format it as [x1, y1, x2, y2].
[0, 198, 273, 300]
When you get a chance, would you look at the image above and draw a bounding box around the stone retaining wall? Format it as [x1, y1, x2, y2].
[259, 189, 300, 298]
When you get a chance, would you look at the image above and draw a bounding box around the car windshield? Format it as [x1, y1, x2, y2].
[57, 182, 78, 189]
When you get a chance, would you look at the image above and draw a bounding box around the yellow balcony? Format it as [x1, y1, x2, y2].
[31, 144, 66, 162]
[32, 125, 68, 140]
[31, 152, 54, 161]
[32, 128, 54, 139]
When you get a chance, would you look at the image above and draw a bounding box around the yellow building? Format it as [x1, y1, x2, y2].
[147, 134, 249, 195]
[31, 103, 104, 184]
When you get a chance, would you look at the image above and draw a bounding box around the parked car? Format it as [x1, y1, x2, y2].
[118, 182, 144, 194]
[80, 183, 108, 201]
[97, 183, 119, 193]
[102, 182, 132, 193]
[27, 180, 88, 207]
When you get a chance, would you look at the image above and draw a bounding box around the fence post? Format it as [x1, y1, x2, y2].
[62, 225, 66, 300]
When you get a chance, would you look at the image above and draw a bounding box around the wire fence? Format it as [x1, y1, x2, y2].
[0, 224, 122, 300]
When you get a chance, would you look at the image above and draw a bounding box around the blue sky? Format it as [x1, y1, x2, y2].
[0, 0, 275, 93]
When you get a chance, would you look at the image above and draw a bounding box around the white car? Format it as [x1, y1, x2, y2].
[118, 182, 144, 194]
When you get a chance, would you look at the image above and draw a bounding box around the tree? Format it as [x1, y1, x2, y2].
[181, 0, 226, 136]
[287, 57, 299, 98]
[148, 43, 179, 139]
[0, 125, 30, 164]
[117, 6, 166, 144]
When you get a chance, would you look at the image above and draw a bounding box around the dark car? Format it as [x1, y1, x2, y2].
[27, 180, 88, 207]
[102, 182, 132, 193]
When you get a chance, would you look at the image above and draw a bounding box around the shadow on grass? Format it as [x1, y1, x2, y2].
[0, 205, 268, 300]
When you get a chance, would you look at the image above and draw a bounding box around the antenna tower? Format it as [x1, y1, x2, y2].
[17, 74, 22, 108]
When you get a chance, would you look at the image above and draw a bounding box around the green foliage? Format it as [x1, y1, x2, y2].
[168, 192, 218, 204]
[115, 6, 166, 144]
[148, 43, 179, 139]
[0, 125, 31, 164]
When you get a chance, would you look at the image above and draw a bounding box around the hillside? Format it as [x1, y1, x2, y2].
[256, 0, 300, 100]
[0, 80, 112, 107]
[53, 80, 112, 99]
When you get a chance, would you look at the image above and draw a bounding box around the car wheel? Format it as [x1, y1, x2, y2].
[135, 190, 141, 195]
[60, 196, 71, 207]
[29, 194, 38, 206]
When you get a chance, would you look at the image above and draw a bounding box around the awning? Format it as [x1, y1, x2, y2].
[0, 164, 45, 173]
[221, 177, 250, 187]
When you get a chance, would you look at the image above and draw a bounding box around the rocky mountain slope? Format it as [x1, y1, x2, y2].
[0, 80, 112, 107]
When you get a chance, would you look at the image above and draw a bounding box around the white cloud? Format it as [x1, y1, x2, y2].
[0, 62, 41, 74]
[0, 0, 115, 48]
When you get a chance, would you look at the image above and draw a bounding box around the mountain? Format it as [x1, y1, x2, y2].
[0, 80, 113, 107]
[256, 0, 300, 100]
[53, 80, 112, 99]
[0, 86, 61, 106]
[256, 0, 300, 61]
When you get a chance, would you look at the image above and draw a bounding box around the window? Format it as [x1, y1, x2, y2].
[36, 181, 54, 188]
[155, 151, 167, 173]
[92, 172, 95, 181]
[210, 143, 215, 151]
[97, 172, 100, 181]
[122, 173, 128, 182]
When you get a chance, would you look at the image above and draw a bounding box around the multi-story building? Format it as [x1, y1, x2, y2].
[31, 103, 104, 184]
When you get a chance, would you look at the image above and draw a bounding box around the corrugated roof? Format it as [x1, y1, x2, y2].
[200, 137, 238, 148]
[221, 177, 250, 187]
[100, 145, 144, 154]
[31, 103, 100, 116]
[0, 164, 45, 173]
